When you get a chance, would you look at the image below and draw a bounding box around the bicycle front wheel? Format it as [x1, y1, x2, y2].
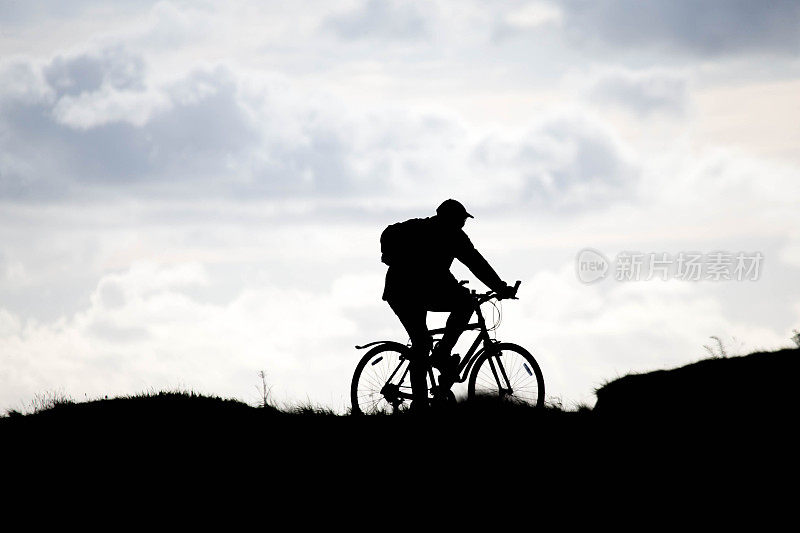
[467, 343, 544, 408]
[351, 343, 415, 415]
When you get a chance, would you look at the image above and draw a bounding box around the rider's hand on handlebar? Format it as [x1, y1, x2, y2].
[495, 282, 518, 300]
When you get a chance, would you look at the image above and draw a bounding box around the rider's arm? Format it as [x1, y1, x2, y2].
[455, 233, 506, 292]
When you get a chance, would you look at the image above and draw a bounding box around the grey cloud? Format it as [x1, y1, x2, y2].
[561, 0, 800, 57]
[528, 119, 636, 190]
[0, 51, 367, 200]
[96, 279, 126, 309]
[88, 320, 150, 343]
[44, 47, 146, 96]
[586, 69, 689, 116]
[1, 48, 156, 198]
[3, 43, 479, 203]
[323, 0, 430, 42]
[1, 67, 256, 198]
[144, 70, 258, 181]
[246, 123, 355, 197]
[473, 116, 639, 210]
[0, 1, 157, 25]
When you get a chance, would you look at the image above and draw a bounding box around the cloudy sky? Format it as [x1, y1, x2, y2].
[2, 0, 799, 413]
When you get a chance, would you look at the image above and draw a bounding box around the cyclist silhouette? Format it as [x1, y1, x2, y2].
[380, 199, 516, 411]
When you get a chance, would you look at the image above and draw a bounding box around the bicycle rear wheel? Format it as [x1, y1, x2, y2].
[351, 343, 416, 415]
[467, 343, 544, 408]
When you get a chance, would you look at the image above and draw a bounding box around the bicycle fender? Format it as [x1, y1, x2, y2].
[354, 340, 410, 351]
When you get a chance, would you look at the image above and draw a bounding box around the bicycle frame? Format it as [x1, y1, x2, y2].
[429, 291, 498, 385]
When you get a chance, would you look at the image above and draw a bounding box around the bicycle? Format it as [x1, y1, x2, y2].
[350, 280, 545, 414]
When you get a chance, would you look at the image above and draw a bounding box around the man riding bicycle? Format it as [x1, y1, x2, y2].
[380, 199, 516, 411]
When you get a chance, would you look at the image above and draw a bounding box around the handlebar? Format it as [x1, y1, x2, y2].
[474, 280, 521, 304]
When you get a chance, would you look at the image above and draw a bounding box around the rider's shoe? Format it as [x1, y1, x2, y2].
[432, 354, 460, 392]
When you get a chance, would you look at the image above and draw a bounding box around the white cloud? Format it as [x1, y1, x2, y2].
[3, 254, 790, 414]
[779, 239, 800, 267]
[0, 261, 390, 413]
[638, 145, 800, 226]
[0, 60, 54, 104]
[498, 264, 790, 407]
[504, 2, 563, 29]
[52, 86, 171, 129]
[0, 251, 29, 286]
[0, 309, 21, 338]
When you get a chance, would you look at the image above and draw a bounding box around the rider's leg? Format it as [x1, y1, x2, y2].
[429, 287, 472, 364]
[388, 300, 431, 409]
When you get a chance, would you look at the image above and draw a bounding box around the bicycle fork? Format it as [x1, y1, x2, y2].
[487, 352, 514, 397]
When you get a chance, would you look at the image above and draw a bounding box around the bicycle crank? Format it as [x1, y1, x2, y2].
[380, 383, 401, 403]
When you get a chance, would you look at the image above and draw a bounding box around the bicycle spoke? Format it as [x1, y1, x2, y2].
[362, 372, 381, 390]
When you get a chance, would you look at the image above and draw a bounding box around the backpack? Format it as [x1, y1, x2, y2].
[380, 218, 427, 266]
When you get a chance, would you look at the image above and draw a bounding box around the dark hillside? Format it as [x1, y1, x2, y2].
[3, 348, 796, 494]
[594, 347, 799, 424]
[0, 390, 587, 448]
